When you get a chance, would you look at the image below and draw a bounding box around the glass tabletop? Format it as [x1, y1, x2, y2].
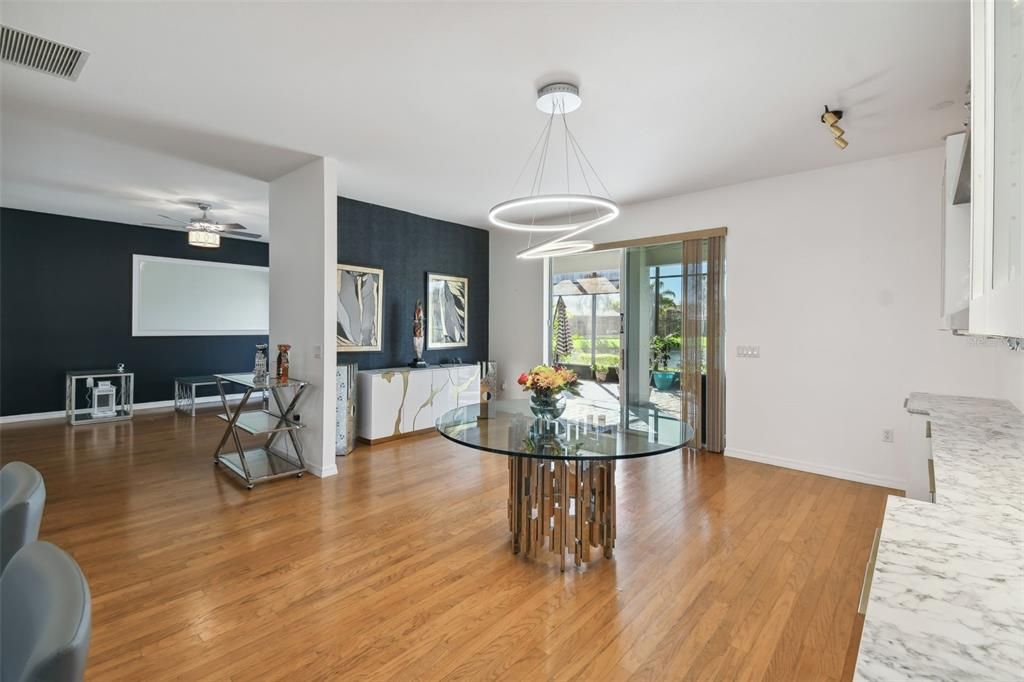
[174, 375, 219, 384]
[435, 399, 694, 461]
[215, 373, 309, 389]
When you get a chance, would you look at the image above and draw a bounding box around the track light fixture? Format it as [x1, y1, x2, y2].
[821, 106, 848, 150]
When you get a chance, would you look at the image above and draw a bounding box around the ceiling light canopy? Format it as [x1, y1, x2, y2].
[489, 82, 619, 259]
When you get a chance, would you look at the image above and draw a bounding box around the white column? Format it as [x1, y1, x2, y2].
[268, 157, 338, 478]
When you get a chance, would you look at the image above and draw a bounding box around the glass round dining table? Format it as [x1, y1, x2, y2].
[436, 398, 694, 570]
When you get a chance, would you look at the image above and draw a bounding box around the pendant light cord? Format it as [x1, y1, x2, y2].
[506, 111, 555, 199]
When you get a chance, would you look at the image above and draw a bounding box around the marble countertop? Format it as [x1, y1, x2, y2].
[907, 393, 1024, 523]
[855, 394, 1024, 681]
[357, 363, 476, 376]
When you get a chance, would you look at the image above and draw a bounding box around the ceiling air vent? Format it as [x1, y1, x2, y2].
[0, 25, 89, 81]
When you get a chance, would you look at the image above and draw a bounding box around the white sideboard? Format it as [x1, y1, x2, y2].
[356, 364, 479, 443]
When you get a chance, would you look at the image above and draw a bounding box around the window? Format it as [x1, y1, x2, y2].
[550, 252, 621, 372]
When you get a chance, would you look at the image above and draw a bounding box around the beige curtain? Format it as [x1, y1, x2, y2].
[680, 235, 726, 452]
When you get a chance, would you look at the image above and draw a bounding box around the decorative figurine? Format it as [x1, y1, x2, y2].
[410, 300, 427, 368]
[253, 344, 269, 383]
[116, 362, 125, 373]
[276, 343, 291, 383]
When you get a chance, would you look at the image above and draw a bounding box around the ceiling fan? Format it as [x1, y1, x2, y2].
[144, 202, 262, 248]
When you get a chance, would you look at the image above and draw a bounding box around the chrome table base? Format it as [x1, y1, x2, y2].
[508, 457, 616, 570]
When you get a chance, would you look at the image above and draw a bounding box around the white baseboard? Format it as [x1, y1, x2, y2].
[305, 461, 338, 478]
[0, 393, 247, 425]
[724, 447, 905, 491]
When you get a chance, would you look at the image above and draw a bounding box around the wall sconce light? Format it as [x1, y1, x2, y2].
[821, 106, 848, 150]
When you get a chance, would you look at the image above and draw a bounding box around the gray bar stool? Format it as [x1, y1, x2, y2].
[0, 462, 45, 574]
[0, 541, 92, 682]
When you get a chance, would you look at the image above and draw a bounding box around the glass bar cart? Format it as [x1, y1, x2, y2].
[213, 373, 309, 489]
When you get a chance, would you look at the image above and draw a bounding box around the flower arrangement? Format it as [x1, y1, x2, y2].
[517, 364, 581, 400]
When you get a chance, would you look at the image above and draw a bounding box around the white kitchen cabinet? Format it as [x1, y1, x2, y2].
[968, 0, 1024, 337]
[939, 131, 972, 331]
[356, 364, 479, 443]
[903, 409, 933, 502]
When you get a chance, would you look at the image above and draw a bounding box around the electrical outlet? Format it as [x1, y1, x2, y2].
[882, 428, 894, 443]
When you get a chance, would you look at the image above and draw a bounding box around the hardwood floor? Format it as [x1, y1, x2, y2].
[0, 406, 894, 681]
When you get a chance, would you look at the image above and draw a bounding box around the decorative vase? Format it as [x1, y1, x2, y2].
[530, 393, 566, 420]
[409, 299, 427, 368]
[276, 344, 291, 383]
[410, 336, 426, 368]
[254, 344, 269, 382]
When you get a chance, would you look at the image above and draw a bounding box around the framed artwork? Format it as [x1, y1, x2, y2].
[427, 273, 468, 349]
[337, 264, 383, 352]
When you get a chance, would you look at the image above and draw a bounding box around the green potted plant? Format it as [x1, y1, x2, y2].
[593, 363, 609, 383]
[650, 335, 678, 390]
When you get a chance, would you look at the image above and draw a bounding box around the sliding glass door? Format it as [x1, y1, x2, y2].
[549, 250, 622, 404]
[547, 234, 725, 451]
[621, 242, 684, 419]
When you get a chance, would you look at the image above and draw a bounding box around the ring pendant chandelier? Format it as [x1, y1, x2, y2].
[488, 82, 619, 259]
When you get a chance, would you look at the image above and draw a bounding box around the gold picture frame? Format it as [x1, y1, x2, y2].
[427, 272, 468, 349]
[337, 264, 383, 352]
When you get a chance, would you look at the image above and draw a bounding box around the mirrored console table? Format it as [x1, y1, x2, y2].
[213, 373, 309, 490]
[65, 369, 134, 425]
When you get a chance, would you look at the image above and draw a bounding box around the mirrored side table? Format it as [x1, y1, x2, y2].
[213, 373, 309, 489]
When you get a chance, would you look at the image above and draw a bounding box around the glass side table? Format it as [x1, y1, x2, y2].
[212, 373, 309, 489]
[65, 369, 134, 425]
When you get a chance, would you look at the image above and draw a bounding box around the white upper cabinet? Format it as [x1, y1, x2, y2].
[939, 132, 972, 331]
[969, 0, 1024, 337]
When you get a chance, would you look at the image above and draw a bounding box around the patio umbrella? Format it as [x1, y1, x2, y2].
[553, 296, 573, 363]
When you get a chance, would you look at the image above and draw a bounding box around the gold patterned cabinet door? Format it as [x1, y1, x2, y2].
[429, 369, 456, 424]
[400, 370, 434, 433]
[453, 365, 480, 407]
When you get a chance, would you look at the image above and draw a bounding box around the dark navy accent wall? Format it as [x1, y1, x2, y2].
[337, 197, 489, 370]
[0, 208, 269, 416]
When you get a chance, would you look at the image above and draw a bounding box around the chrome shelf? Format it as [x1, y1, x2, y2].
[217, 410, 304, 435]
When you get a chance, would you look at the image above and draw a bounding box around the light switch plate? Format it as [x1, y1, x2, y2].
[737, 345, 761, 358]
[313, 345, 322, 359]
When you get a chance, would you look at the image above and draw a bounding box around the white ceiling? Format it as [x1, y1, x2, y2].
[0, 1, 969, 240]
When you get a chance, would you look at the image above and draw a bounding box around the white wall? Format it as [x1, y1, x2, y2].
[489, 147, 1020, 489]
[269, 157, 338, 478]
[998, 350, 1024, 410]
[488, 229, 545, 396]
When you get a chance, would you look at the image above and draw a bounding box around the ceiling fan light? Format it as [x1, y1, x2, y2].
[188, 231, 221, 248]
